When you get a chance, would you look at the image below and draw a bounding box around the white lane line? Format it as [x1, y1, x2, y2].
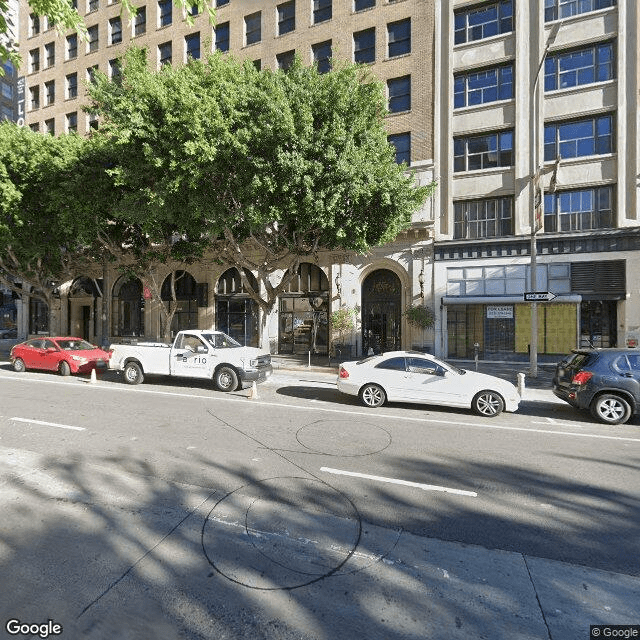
[2, 372, 640, 444]
[320, 467, 478, 497]
[10, 417, 85, 431]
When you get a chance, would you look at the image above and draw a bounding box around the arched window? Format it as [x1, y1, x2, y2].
[161, 270, 198, 335]
[279, 263, 329, 355]
[112, 276, 144, 337]
[215, 268, 259, 346]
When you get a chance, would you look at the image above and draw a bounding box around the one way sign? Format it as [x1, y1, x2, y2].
[524, 292, 557, 302]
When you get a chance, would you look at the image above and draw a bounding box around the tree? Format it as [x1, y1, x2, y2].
[0, 0, 213, 72]
[87, 47, 436, 348]
[0, 122, 92, 314]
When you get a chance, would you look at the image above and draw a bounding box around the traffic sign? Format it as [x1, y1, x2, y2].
[524, 292, 557, 302]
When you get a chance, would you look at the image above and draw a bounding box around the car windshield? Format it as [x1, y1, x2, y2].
[56, 339, 97, 351]
[202, 332, 242, 349]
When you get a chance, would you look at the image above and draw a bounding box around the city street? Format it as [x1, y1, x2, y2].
[0, 364, 639, 639]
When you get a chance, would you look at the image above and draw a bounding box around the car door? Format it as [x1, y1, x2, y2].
[403, 357, 461, 406]
[372, 357, 408, 401]
[21, 339, 42, 368]
[171, 333, 212, 379]
[612, 354, 640, 399]
[40, 339, 61, 371]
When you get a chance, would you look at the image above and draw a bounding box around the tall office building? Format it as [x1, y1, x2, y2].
[17, 0, 436, 354]
[1, 0, 20, 122]
[433, 0, 640, 360]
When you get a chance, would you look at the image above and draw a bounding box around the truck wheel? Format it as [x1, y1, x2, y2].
[123, 361, 144, 385]
[215, 366, 238, 392]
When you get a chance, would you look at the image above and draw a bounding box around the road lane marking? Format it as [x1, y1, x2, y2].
[2, 371, 640, 443]
[10, 417, 85, 431]
[320, 467, 478, 497]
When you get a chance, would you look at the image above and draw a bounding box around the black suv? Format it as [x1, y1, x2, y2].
[553, 349, 640, 425]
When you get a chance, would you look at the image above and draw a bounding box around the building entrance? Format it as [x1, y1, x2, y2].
[361, 269, 401, 355]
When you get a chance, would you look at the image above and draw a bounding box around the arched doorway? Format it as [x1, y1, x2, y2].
[112, 275, 144, 337]
[161, 270, 198, 336]
[68, 276, 101, 340]
[362, 269, 402, 355]
[215, 268, 259, 347]
[278, 263, 329, 355]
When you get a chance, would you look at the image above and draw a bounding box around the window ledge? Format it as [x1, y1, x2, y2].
[454, 98, 514, 114]
[544, 152, 616, 167]
[453, 166, 512, 178]
[453, 31, 512, 51]
[545, 79, 616, 97]
[544, 6, 617, 27]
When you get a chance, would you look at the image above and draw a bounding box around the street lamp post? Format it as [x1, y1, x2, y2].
[529, 20, 562, 378]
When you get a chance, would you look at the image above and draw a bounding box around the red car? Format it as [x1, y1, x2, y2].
[10, 337, 111, 376]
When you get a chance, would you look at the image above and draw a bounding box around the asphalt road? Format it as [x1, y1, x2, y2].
[0, 365, 639, 639]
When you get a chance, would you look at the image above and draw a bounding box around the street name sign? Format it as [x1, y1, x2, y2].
[524, 292, 557, 302]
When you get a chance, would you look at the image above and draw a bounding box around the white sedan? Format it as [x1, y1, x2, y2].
[337, 351, 520, 417]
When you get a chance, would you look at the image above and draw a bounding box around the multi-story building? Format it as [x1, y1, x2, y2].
[17, 0, 436, 354]
[433, 0, 640, 361]
[1, 0, 20, 123]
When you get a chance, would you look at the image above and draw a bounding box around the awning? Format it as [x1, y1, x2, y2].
[441, 295, 582, 305]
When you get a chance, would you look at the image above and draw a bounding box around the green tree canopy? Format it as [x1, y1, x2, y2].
[87, 47, 436, 345]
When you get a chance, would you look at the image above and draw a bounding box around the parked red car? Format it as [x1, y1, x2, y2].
[10, 337, 111, 376]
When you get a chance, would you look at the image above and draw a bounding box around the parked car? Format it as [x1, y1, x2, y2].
[0, 328, 17, 339]
[337, 351, 520, 417]
[10, 337, 111, 376]
[553, 348, 640, 425]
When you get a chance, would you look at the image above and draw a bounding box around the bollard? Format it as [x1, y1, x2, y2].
[517, 372, 526, 397]
[89, 368, 97, 384]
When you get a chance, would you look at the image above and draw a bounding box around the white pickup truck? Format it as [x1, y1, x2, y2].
[109, 330, 272, 391]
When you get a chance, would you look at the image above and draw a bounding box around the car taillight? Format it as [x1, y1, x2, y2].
[339, 367, 349, 379]
[572, 371, 593, 385]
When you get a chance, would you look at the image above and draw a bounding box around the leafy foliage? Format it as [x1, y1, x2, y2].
[404, 304, 435, 329]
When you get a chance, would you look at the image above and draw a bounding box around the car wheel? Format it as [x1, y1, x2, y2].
[590, 394, 631, 425]
[123, 361, 144, 385]
[359, 383, 386, 408]
[13, 358, 26, 373]
[215, 366, 238, 392]
[472, 390, 504, 417]
[59, 361, 71, 377]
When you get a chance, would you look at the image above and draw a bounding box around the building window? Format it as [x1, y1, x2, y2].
[355, 0, 375, 10]
[159, 41, 172, 66]
[245, 11, 261, 46]
[88, 112, 99, 129]
[312, 40, 332, 74]
[44, 42, 55, 68]
[545, 42, 614, 91]
[544, 186, 613, 232]
[88, 25, 99, 52]
[388, 132, 410, 165]
[216, 0, 229, 5]
[387, 75, 410, 113]
[109, 17, 122, 44]
[354, 28, 375, 63]
[87, 65, 99, 83]
[66, 112, 78, 133]
[1, 81, 12, 99]
[277, 1, 295, 36]
[453, 130, 513, 172]
[109, 58, 121, 80]
[66, 34, 78, 59]
[45, 118, 55, 135]
[454, 197, 514, 239]
[215, 22, 229, 51]
[29, 14, 40, 37]
[44, 80, 55, 106]
[454, 1, 513, 45]
[277, 49, 295, 70]
[454, 64, 513, 108]
[544, 114, 614, 161]
[159, 0, 172, 27]
[29, 49, 40, 73]
[29, 86, 40, 110]
[544, 0, 615, 22]
[30, 123, 40, 132]
[88, 0, 99, 11]
[313, 0, 331, 24]
[253, 59, 261, 71]
[185, 32, 200, 60]
[66, 73, 78, 99]
[387, 18, 410, 58]
[134, 6, 146, 36]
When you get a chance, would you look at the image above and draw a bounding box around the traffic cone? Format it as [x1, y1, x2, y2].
[248, 381, 258, 399]
[89, 368, 97, 384]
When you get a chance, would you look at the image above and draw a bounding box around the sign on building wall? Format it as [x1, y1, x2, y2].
[486, 305, 513, 319]
[16, 75, 24, 126]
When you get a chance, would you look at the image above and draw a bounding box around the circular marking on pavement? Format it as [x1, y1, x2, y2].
[295, 419, 392, 457]
[202, 476, 361, 590]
